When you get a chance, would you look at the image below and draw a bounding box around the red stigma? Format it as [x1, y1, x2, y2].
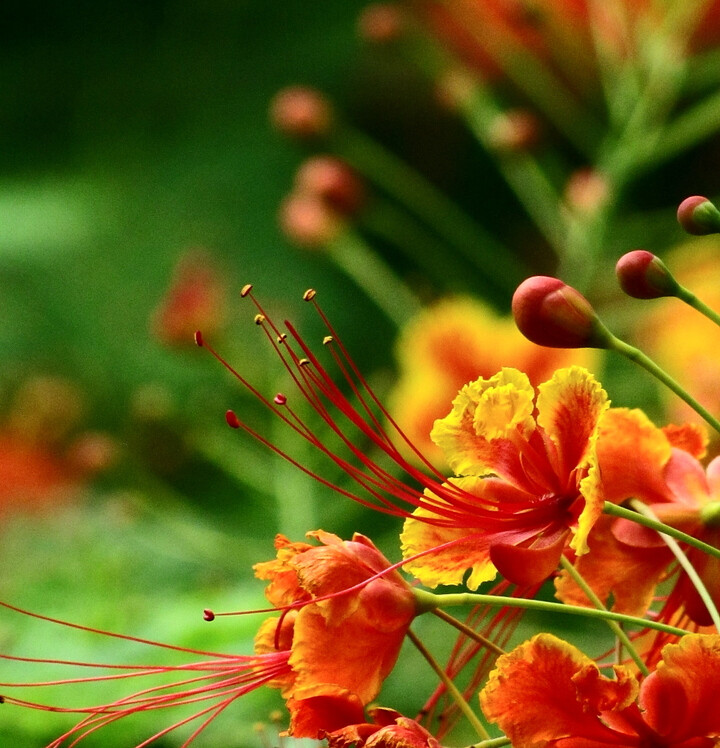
[226, 410, 241, 429]
[203, 609, 215, 621]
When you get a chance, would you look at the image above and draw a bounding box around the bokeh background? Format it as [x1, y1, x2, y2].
[3, 1, 720, 745]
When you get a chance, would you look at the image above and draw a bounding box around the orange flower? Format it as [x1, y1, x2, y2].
[401, 366, 609, 587]
[324, 707, 441, 748]
[254, 531, 419, 737]
[556, 407, 720, 626]
[480, 632, 720, 748]
[151, 249, 228, 346]
[390, 297, 597, 467]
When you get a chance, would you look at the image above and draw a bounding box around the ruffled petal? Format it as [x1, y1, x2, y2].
[480, 634, 630, 748]
[640, 634, 720, 741]
[430, 369, 534, 479]
[536, 367, 608, 481]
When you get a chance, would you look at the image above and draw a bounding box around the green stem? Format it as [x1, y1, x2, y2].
[331, 124, 524, 296]
[603, 502, 720, 561]
[628, 499, 720, 630]
[677, 285, 720, 328]
[470, 738, 511, 748]
[327, 229, 422, 328]
[407, 628, 490, 740]
[607, 333, 720, 435]
[413, 589, 687, 637]
[431, 608, 506, 657]
[559, 557, 648, 675]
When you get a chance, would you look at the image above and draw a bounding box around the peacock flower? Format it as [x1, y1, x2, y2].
[389, 297, 597, 468]
[324, 706, 441, 748]
[400, 365, 609, 588]
[253, 530, 419, 737]
[480, 632, 720, 748]
[556, 407, 720, 626]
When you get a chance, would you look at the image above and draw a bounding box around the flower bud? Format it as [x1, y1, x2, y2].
[615, 250, 681, 299]
[279, 191, 343, 249]
[512, 276, 610, 349]
[677, 195, 720, 235]
[487, 108, 541, 153]
[294, 156, 365, 216]
[357, 4, 405, 43]
[564, 168, 609, 215]
[269, 86, 333, 140]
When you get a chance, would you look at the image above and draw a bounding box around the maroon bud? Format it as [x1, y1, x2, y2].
[512, 276, 611, 349]
[616, 250, 680, 299]
[203, 609, 215, 621]
[269, 86, 333, 140]
[677, 196, 720, 235]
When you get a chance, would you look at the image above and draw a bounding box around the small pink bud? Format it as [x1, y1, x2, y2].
[564, 168, 609, 215]
[269, 86, 333, 140]
[294, 156, 365, 216]
[677, 195, 720, 235]
[357, 4, 405, 43]
[512, 276, 610, 349]
[279, 191, 343, 249]
[615, 250, 680, 299]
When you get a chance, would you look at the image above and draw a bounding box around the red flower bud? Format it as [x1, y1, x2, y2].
[279, 191, 343, 249]
[512, 276, 610, 349]
[615, 249, 681, 299]
[294, 156, 365, 216]
[677, 195, 720, 235]
[357, 4, 406, 43]
[269, 86, 333, 140]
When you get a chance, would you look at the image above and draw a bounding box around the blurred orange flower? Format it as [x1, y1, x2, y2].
[481, 632, 720, 748]
[324, 706, 441, 748]
[390, 297, 597, 468]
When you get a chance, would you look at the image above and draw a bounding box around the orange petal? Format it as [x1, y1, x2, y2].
[595, 408, 673, 504]
[640, 634, 720, 740]
[536, 366, 608, 480]
[662, 422, 708, 459]
[489, 528, 567, 586]
[480, 633, 631, 748]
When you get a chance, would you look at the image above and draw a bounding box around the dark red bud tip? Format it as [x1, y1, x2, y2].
[225, 410, 240, 429]
[273, 393, 287, 405]
[203, 609, 215, 622]
[512, 276, 610, 349]
[677, 196, 720, 235]
[615, 250, 680, 299]
[194, 330, 204, 347]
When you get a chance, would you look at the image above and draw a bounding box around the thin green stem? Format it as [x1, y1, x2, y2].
[413, 589, 687, 638]
[407, 628, 490, 740]
[628, 499, 720, 630]
[431, 608, 506, 657]
[331, 126, 523, 295]
[677, 285, 720, 328]
[469, 738, 511, 748]
[607, 333, 720, 435]
[603, 502, 720, 561]
[327, 229, 422, 328]
[559, 557, 648, 675]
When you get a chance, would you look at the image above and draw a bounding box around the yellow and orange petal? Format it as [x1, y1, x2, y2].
[430, 368, 536, 478]
[400, 478, 498, 589]
[535, 366, 608, 484]
[480, 633, 637, 748]
[253, 534, 315, 608]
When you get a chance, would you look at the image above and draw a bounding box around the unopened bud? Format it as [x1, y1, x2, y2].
[294, 156, 364, 216]
[279, 191, 343, 249]
[512, 276, 611, 349]
[357, 3, 405, 43]
[615, 250, 680, 299]
[269, 86, 333, 140]
[487, 108, 540, 153]
[677, 195, 720, 235]
[564, 168, 609, 215]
